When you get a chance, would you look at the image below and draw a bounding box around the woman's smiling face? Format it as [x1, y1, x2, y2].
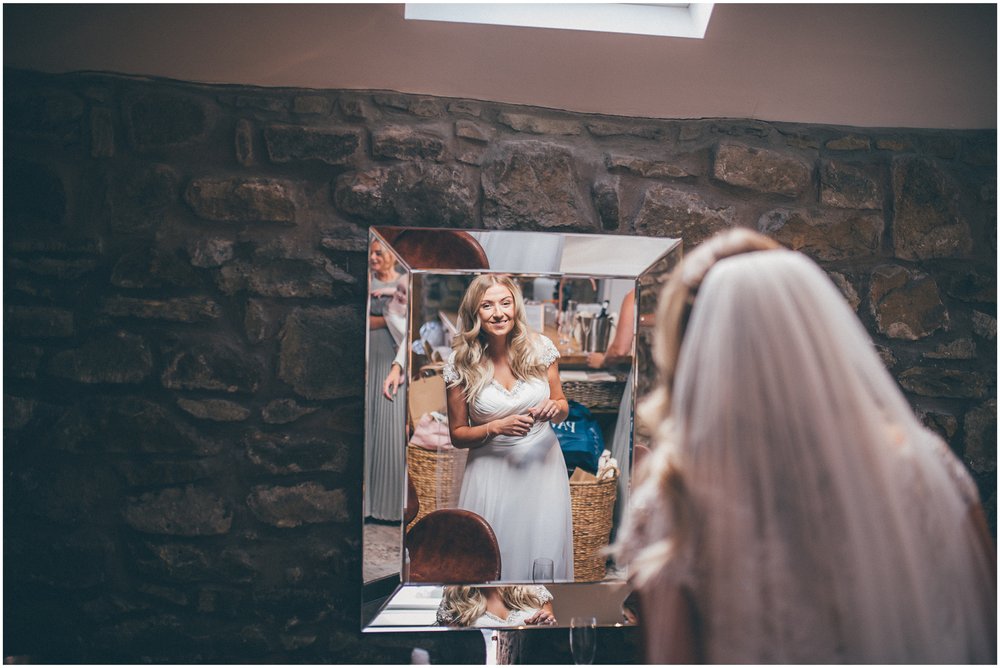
[478, 284, 516, 339]
[369, 241, 390, 273]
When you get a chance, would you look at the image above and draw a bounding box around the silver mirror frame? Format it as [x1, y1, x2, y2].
[362, 226, 682, 632]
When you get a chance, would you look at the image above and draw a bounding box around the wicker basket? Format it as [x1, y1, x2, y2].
[569, 475, 618, 581]
[562, 379, 627, 411]
[406, 443, 468, 528]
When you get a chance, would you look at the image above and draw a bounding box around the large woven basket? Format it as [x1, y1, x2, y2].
[562, 379, 626, 412]
[569, 475, 618, 582]
[406, 443, 468, 528]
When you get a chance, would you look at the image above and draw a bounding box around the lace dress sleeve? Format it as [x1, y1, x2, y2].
[537, 334, 560, 367]
[442, 351, 459, 385]
[435, 600, 456, 626]
[533, 585, 553, 604]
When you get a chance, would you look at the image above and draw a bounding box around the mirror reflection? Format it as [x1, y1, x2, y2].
[363, 238, 406, 582]
[403, 273, 637, 584]
[437, 585, 558, 628]
[362, 227, 681, 630]
[366, 583, 637, 631]
[440, 274, 575, 583]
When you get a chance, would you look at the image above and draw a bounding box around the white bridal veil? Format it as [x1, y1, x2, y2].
[620, 250, 994, 663]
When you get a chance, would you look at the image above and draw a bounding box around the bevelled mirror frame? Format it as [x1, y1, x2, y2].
[362, 226, 682, 632]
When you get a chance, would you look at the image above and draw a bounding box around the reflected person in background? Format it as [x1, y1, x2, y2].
[586, 289, 636, 371]
[381, 278, 409, 400]
[444, 274, 574, 581]
[364, 239, 406, 522]
[587, 288, 636, 537]
[436, 586, 557, 627]
[616, 229, 995, 663]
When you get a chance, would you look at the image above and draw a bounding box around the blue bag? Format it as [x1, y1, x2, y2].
[551, 400, 605, 474]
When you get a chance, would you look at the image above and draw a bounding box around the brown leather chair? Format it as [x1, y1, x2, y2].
[404, 475, 420, 528]
[378, 228, 490, 270]
[405, 509, 501, 583]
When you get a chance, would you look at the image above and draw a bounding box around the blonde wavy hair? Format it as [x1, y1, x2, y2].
[448, 274, 550, 402]
[438, 586, 544, 627]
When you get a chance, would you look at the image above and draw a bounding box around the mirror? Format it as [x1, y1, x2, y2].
[366, 583, 636, 631]
[362, 227, 682, 631]
[363, 236, 409, 582]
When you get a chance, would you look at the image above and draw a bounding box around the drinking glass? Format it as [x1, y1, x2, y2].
[532, 558, 554, 583]
[569, 616, 597, 665]
[559, 302, 577, 352]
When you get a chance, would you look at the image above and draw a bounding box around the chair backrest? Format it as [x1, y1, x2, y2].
[380, 229, 490, 270]
[405, 509, 501, 583]
[404, 474, 420, 528]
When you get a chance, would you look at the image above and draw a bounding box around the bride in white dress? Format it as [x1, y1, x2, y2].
[616, 230, 995, 663]
[444, 274, 575, 582]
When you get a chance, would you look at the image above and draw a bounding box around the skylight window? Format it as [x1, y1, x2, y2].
[404, 3, 715, 39]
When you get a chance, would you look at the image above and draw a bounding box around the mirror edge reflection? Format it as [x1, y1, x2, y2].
[362, 228, 414, 588]
[361, 226, 682, 632]
[365, 581, 639, 633]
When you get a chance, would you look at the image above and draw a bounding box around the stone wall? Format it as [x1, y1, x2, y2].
[4, 68, 995, 663]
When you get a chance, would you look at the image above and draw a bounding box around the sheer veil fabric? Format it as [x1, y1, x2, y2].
[618, 250, 994, 663]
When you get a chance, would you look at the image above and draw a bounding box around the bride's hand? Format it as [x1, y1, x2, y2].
[492, 414, 534, 437]
[528, 400, 560, 423]
[524, 609, 557, 625]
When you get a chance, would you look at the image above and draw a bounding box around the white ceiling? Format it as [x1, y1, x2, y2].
[3, 3, 996, 129]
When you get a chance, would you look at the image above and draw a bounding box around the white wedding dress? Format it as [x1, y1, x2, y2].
[445, 337, 575, 582]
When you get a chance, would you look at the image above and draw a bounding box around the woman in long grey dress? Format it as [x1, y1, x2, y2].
[364, 240, 406, 522]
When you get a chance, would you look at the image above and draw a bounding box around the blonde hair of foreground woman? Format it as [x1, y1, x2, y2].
[437, 586, 546, 627]
[616, 228, 996, 664]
